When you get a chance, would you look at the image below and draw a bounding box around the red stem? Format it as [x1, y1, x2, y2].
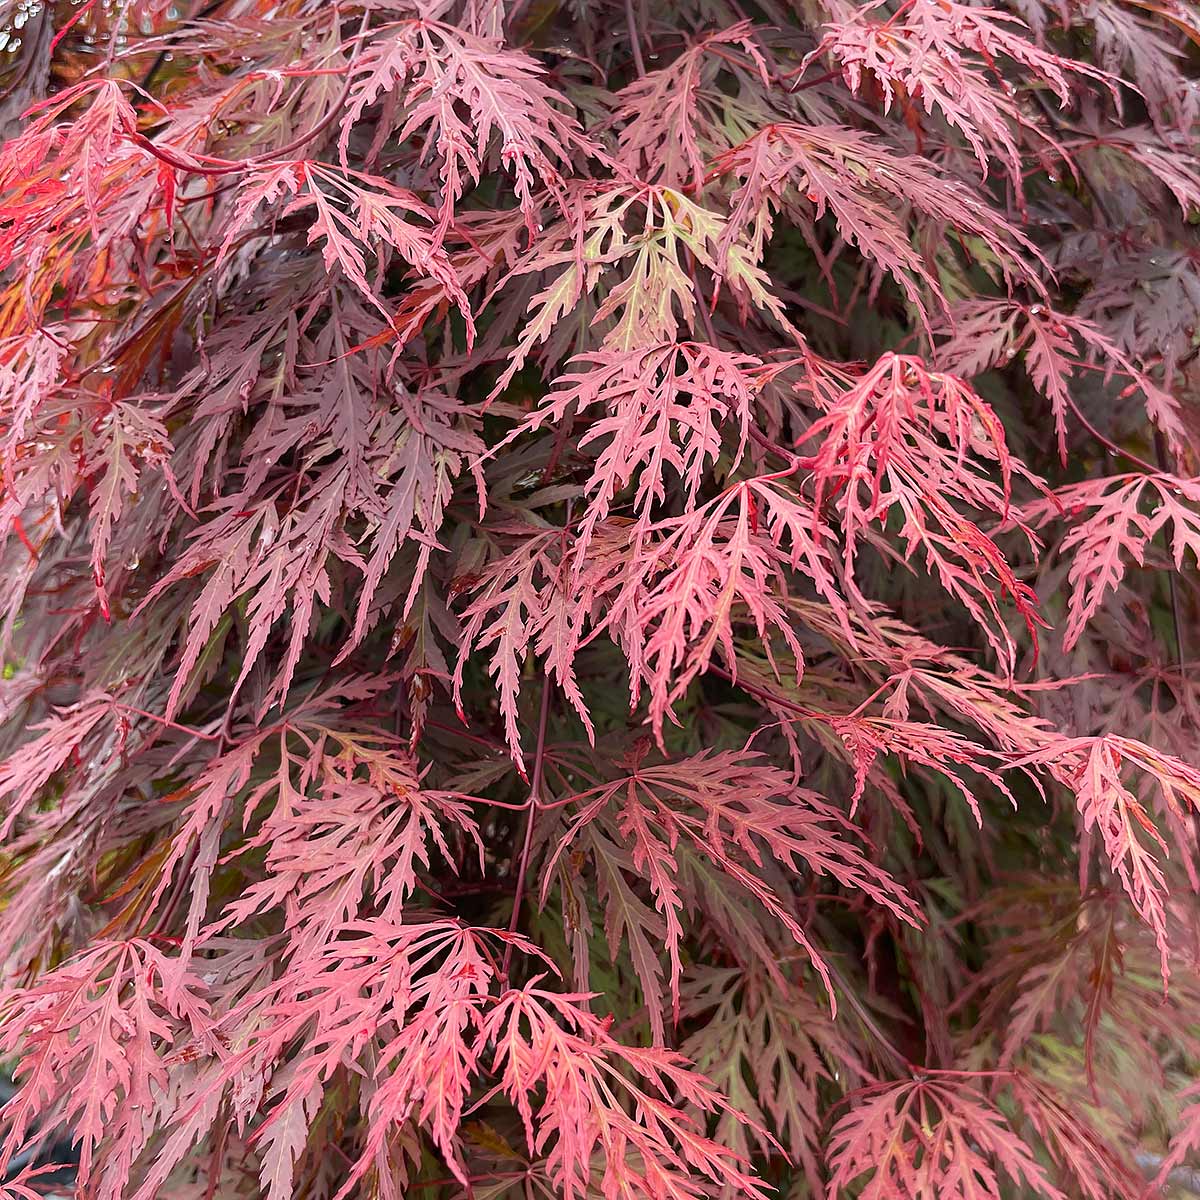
[501, 678, 554, 979]
[130, 11, 367, 177]
[624, 0, 647, 78]
[707, 664, 822, 720]
[1064, 393, 1159, 474]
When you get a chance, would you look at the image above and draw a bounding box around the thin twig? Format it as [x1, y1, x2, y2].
[113, 701, 220, 742]
[132, 9, 368, 178]
[822, 955, 914, 1074]
[684, 252, 801, 473]
[1155, 430, 1188, 671]
[747, 422, 802, 470]
[1065, 393, 1160, 474]
[624, 0, 647, 78]
[785, 67, 842, 93]
[501, 677, 554, 979]
[707, 664, 821, 720]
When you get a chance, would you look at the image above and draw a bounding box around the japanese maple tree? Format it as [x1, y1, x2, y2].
[1, 0, 1200, 1197]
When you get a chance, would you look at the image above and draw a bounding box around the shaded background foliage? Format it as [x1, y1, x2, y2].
[0, 0, 1198, 1198]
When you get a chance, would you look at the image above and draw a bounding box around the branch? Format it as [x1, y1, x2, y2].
[501, 676, 554, 979]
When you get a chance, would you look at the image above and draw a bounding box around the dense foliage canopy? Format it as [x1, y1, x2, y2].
[0, 0, 1199, 1197]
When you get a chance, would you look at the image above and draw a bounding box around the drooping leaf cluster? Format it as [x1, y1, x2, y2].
[0, 0, 1199, 1198]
